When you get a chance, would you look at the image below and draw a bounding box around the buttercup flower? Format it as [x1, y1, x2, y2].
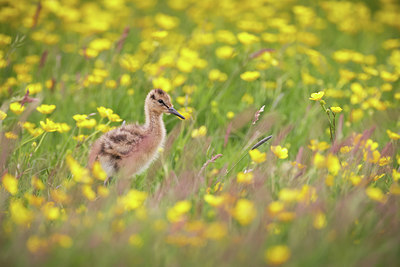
[265, 245, 291, 266]
[10, 102, 25, 115]
[240, 71, 260, 81]
[330, 106, 342, 113]
[309, 91, 325, 101]
[249, 149, 266, 163]
[36, 104, 56, 114]
[271, 146, 288, 159]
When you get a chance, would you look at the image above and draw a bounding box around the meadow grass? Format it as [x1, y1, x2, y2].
[0, 0, 399, 266]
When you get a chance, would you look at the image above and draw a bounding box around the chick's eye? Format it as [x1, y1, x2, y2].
[158, 99, 163, 104]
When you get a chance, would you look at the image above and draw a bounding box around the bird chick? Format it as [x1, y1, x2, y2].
[88, 89, 185, 183]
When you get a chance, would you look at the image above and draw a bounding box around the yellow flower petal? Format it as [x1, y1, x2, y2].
[309, 91, 325, 101]
[265, 245, 291, 266]
[2, 173, 18, 195]
[249, 149, 266, 163]
[36, 104, 56, 114]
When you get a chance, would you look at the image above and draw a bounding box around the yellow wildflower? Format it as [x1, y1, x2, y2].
[77, 118, 97, 129]
[216, 30, 237, 45]
[204, 194, 225, 207]
[66, 155, 92, 184]
[73, 135, 88, 142]
[10, 199, 33, 226]
[108, 113, 122, 122]
[0, 33, 12, 45]
[31, 176, 45, 190]
[191, 126, 207, 138]
[302, 72, 318, 85]
[9, 102, 25, 115]
[313, 153, 326, 168]
[51, 189, 70, 204]
[240, 71, 260, 81]
[5, 132, 18, 139]
[309, 91, 325, 101]
[330, 106, 342, 113]
[82, 185, 96, 201]
[42, 202, 60, 220]
[25, 193, 44, 207]
[298, 185, 317, 204]
[88, 38, 112, 52]
[327, 154, 340, 175]
[237, 32, 259, 45]
[366, 187, 386, 203]
[232, 199, 256, 226]
[386, 130, 400, 140]
[97, 107, 112, 118]
[97, 186, 109, 198]
[393, 169, 400, 181]
[215, 46, 235, 59]
[167, 200, 191, 223]
[155, 13, 179, 30]
[120, 74, 131, 86]
[173, 75, 187, 87]
[350, 174, 362, 186]
[73, 114, 88, 122]
[236, 172, 254, 184]
[380, 71, 398, 82]
[2, 173, 18, 195]
[92, 161, 107, 181]
[105, 80, 117, 89]
[313, 212, 327, 229]
[40, 118, 59, 132]
[36, 104, 56, 114]
[382, 38, 400, 50]
[176, 96, 191, 106]
[119, 54, 140, 72]
[57, 123, 70, 133]
[267, 201, 284, 216]
[279, 188, 299, 203]
[308, 140, 331, 151]
[26, 83, 43, 94]
[265, 245, 291, 266]
[291, 161, 306, 169]
[209, 69, 228, 82]
[373, 174, 385, 181]
[119, 189, 148, 211]
[340, 146, 352, 154]
[178, 107, 193, 120]
[0, 110, 7, 120]
[151, 30, 168, 40]
[241, 93, 254, 104]
[96, 124, 113, 133]
[271, 146, 288, 159]
[249, 149, 266, 163]
[152, 76, 172, 92]
[350, 109, 364, 122]
[226, 111, 235, 119]
[378, 156, 391, 166]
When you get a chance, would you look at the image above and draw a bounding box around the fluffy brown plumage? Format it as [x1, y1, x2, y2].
[88, 89, 185, 182]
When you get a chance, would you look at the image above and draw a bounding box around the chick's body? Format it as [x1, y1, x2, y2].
[88, 89, 184, 181]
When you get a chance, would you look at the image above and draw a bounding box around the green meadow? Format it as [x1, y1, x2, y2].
[0, 0, 399, 266]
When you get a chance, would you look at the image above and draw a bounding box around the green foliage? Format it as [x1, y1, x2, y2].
[0, 0, 399, 266]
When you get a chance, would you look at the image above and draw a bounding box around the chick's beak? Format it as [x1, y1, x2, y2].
[168, 107, 185, 120]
